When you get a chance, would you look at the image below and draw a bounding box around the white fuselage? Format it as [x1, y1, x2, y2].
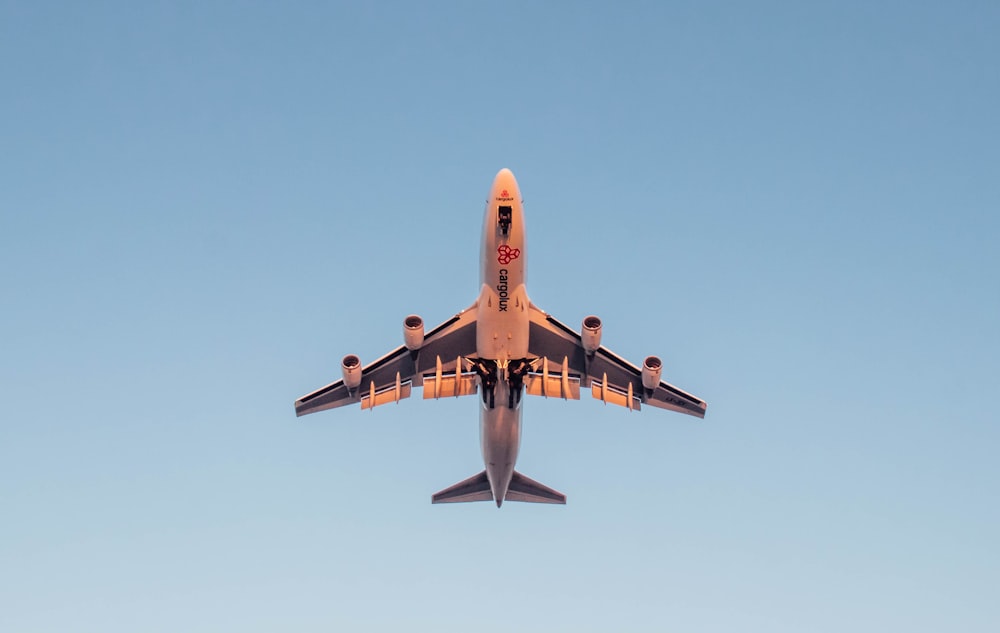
[475, 168, 530, 503]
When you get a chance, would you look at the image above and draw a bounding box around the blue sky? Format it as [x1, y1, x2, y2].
[2, 1, 998, 631]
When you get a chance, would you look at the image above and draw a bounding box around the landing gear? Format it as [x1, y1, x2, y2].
[507, 359, 532, 408]
[471, 359, 498, 409]
[470, 358, 534, 409]
[498, 205, 512, 236]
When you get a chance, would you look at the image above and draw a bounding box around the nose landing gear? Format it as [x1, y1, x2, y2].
[498, 205, 512, 236]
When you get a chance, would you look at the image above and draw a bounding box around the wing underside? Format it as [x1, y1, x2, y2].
[295, 301, 705, 418]
[526, 305, 706, 417]
[294, 304, 479, 416]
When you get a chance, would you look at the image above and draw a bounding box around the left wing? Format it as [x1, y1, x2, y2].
[295, 304, 479, 416]
[526, 304, 707, 417]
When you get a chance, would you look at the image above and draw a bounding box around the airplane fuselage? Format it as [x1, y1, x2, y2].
[475, 169, 529, 504]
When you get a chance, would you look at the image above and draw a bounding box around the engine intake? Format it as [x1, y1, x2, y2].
[642, 356, 663, 390]
[403, 314, 425, 350]
[581, 315, 602, 354]
[342, 354, 362, 390]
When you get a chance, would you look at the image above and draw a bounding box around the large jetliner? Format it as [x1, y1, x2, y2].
[295, 169, 707, 506]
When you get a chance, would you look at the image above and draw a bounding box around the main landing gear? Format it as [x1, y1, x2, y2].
[470, 358, 534, 409]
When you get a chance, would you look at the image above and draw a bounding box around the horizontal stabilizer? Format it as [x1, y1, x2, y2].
[431, 470, 493, 504]
[505, 471, 566, 504]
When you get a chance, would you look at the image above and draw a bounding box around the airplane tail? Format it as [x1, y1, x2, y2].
[506, 471, 566, 504]
[431, 469, 566, 505]
[431, 470, 493, 504]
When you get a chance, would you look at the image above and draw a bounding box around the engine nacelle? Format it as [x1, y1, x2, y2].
[341, 354, 362, 390]
[403, 314, 425, 350]
[581, 315, 602, 354]
[642, 355, 663, 390]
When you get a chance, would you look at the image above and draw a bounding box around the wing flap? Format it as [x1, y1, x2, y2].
[524, 373, 581, 400]
[360, 377, 413, 410]
[422, 373, 478, 399]
[591, 375, 642, 411]
[523, 355, 581, 400]
[420, 354, 479, 399]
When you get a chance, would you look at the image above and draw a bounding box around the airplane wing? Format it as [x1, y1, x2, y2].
[526, 304, 707, 417]
[295, 304, 479, 416]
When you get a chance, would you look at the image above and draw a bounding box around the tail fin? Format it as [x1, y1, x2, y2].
[505, 471, 566, 504]
[431, 470, 493, 504]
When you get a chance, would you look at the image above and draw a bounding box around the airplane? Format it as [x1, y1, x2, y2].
[294, 169, 707, 506]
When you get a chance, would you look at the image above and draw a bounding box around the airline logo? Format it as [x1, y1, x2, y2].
[496, 188, 514, 202]
[497, 245, 520, 265]
[497, 268, 510, 311]
[496, 246, 521, 312]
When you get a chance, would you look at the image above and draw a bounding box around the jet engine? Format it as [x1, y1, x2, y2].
[403, 314, 425, 350]
[642, 355, 663, 390]
[341, 354, 362, 390]
[581, 316, 602, 354]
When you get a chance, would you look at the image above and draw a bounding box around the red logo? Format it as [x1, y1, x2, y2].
[500, 189, 509, 198]
[497, 245, 520, 265]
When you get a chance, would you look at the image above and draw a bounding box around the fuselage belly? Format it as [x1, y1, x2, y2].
[476, 169, 529, 503]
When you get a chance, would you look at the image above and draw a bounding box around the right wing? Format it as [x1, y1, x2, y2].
[526, 304, 707, 418]
[294, 304, 479, 416]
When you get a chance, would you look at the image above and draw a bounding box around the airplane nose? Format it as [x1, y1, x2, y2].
[492, 168, 519, 201]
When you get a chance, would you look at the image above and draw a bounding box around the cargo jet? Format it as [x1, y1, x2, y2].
[294, 169, 707, 506]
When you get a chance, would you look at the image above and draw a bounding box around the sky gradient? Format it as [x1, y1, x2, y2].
[2, 2, 998, 631]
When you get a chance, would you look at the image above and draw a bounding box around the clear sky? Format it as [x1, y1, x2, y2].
[2, 1, 998, 631]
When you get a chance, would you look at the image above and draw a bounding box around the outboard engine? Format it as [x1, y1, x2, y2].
[341, 354, 362, 390]
[403, 314, 425, 350]
[581, 316, 602, 354]
[642, 356, 663, 390]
